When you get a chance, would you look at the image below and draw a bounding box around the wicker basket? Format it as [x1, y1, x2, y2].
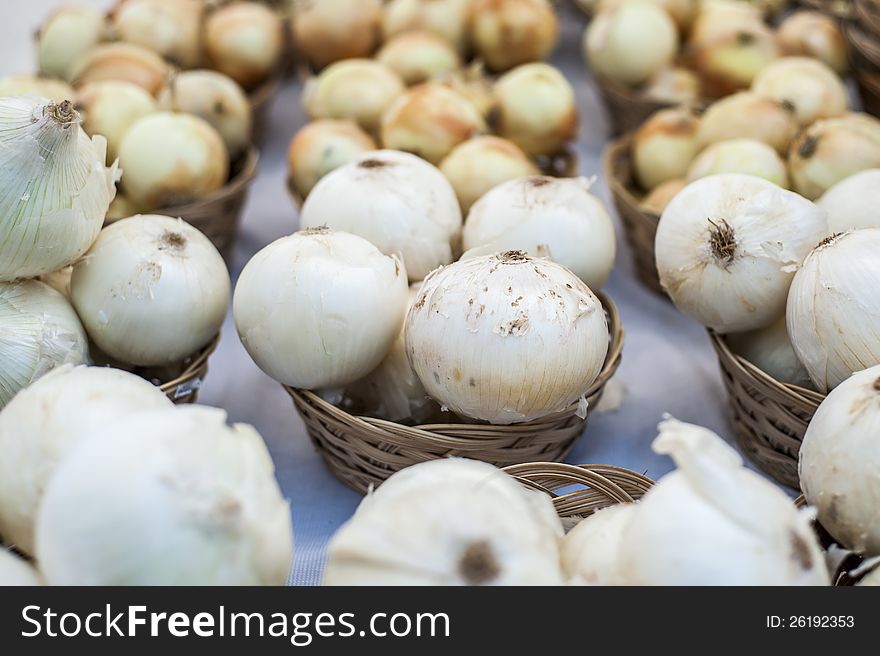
[709, 331, 824, 489]
[154, 334, 220, 404]
[284, 292, 624, 493]
[603, 134, 665, 297]
[856, 0, 880, 35]
[801, 0, 857, 21]
[846, 22, 880, 69]
[595, 77, 675, 137]
[160, 147, 259, 262]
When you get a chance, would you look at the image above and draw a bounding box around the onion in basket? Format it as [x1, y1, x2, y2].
[382, 0, 473, 53]
[0, 74, 74, 101]
[406, 251, 609, 424]
[692, 21, 779, 98]
[69, 42, 171, 97]
[377, 30, 461, 86]
[641, 178, 686, 214]
[561, 503, 636, 585]
[777, 11, 848, 74]
[817, 169, 880, 233]
[37, 5, 106, 80]
[111, 0, 203, 69]
[686, 139, 789, 188]
[697, 92, 799, 155]
[642, 66, 700, 105]
[632, 107, 701, 191]
[75, 80, 157, 163]
[0, 550, 41, 586]
[469, 0, 558, 72]
[751, 57, 847, 127]
[292, 0, 382, 68]
[655, 174, 828, 333]
[726, 315, 813, 389]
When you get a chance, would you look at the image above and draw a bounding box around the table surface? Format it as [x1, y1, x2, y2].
[5, 1, 759, 586]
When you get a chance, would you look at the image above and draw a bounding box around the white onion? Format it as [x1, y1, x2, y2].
[0, 74, 75, 102]
[70, 215, 230, 367]
[234, 227, 409, 389]
[655, 173, 828, 333]
[777, 11, 848, 75]
[462, 176, 617, 290]
[377, 30, 461, 86]
[76, 80, 157, 163]
[640, 178, 687, 214]
[35, 405, 293, 586]
[291, 0, 382, 68]
[406, 251, 609, 424]
[470, 0, 558, 72]
[69, 42, 171, 97]
[561, 503, 636, 585]
[632, 107, 701, 191]
[0, 550, 41, 586]
[642, 66, 700, 105]
[752, 57, 847, 127]
[726, 315, 813, 388]
[0, 365, 171, 555]
[697, 92, 799, 155]
[300, 150, 462, 281]
[597, 0, 697, 32]
[382, 0, 474, 53]
[204, 1, 284, 90]
[787, 229, 880, 392]
[692, 22, 779, 97]
[687, 139, 789, 188]
[111, 0, 203, 69]
[817, 169, 880, 233]
[38, 5, 106, 80]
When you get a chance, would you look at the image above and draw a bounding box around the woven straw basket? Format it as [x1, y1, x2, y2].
[709, 331, 824, 489]
[847, 2, 880, 117]
[284, 292, 624, 493]
[801, 0, 857, 21]
[595, 77, 675, 137]
[856, 0, 880, 35]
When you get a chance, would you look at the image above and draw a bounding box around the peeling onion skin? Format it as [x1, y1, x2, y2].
[687, 138, 789, 188]
[818, 169, 880, 233]
[799, 364, 880, 555]
[655, 174, 829, 334]
[377, 30, 461, 86]
[561, 503, 636, 585]
[69, 42, 171, 97]
[633, 107, 701, 191]
[727, 315, 813, 389]
[787, 230, 880, 392]
[292, 0, 382, 69]
[111, 0, 204, 69]
[470, 0, 558, 73]
[406, 251, 609, 424]
[38, 5, 107, 81]
[752, 57, 848, 128]
[0, 550, 41, 586]
[697, 92, 799, 155]
[777, 11, 848, 75]
[382, 0, 474, 54]
[233, 228, 409, 390]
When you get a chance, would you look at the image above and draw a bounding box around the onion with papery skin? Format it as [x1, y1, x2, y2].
[438, 63, 496, 120]
[118, 112, 229, 209]
[69, 42, 171, 97]
[655, 174, 828, 333]
[0, 98, 117, 281]
[36, 405, 293, 586]
[303, 59, 405, 133]
[777, 11, 848, 75]
[204, 1, 284, 90]
[727, 315, 813, 389]
[462, 176, 617, 290]
[382, 0, 474, 53]
[0, 365, 171, 555]
[0, 280, 90, 409]
[380, 83, 487, 165]
[561, 503, 636, 585]
[641, 178, 687, 214]
[76, 80, 157, 163]
[692, 22, 779, 98]
[158, 70, 252, 161]
[111, 0, 203, 69]
[71, 215, 230, 367]
[300, 150, 462, 281]
[584, 1, 678, 87]
[687, 139, 789, 188]
[817, 169, 880, 233]
[377, 30, 461, 86]
[0, 75, 75, 102]
[38, 5, 106, 80]
[292, 0, 381, 69]
[439, 136, 539, 212]
[0, 550, 41, 586]
[697, 92, 799, 155]
[632, 107, 701, 191]
[642, 67, 700, 105]
[788, 113, 880, 201]
[597, 0, 697, 32]
[491, 63, 578, 157]
[752, 57, 847, 127]
[800, 364, 880, 555]
[287, 119, 376, 200]
[234, 228, 408, 389]
[406, 251, 609, 424]
[689, 0, 764, 48]
[470, 0, 558, 72]
[787, 229, 880, 392]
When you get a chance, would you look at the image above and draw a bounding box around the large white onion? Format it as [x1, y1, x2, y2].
[632, 107, 701, 191]
[462, 176, 616, 290]
[76, 80, 157, 163]
[204, 1, 284, 90]
[687, 139, 789, 188]
[0, 74, 75, 102]
[111, 0, 203, 69]
[35, 405, 293, 586]
[70, 216, 230, 367]
[300, 150, 462, 281]
[382, 0, 473, 53]
[655, 174, 828, 333]
[777, 11, 848, 75]
[561, 503, 636, 585]
[69, 42, 171, 97]
[377, 30, 461, 86]
[752, 57, 847, 127]
[0, 550, 41, 586]
[234, 228, 409, 389]
[726, 315, 813, 388]
[0, 365, 171, 555]
[291, 0, 382, 68]
[38, 5, 106, 80]
[697, 92, 799, 155]
[817, 169, 880, 233]
[470, 0, 558, 72]
[406, 251, 609, 424]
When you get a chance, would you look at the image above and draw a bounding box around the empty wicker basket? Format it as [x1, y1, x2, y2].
[284, 293, 624, 494]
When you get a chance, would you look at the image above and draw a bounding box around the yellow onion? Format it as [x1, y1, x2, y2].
[752, 57, 848, 127]
[491, 63, 578, 157]
[303, 59, 405, 133]
[69, 42, 171, 97]
[377, 30, 461, 85]
[596, 0, 697, 33]
[204, 1, 284, 90]
[439, 136, 539, 212]
[382, 0, 475, 53]
[470, 0, 558, 72]
[777, 11, 848, 75]
[118, 112, 229, 209]
[687, 139, 789, 188]
[788, 113, 880, 201]
[632, 107, 701, 191]
[380, 83, 486, 164]
[642, 67, 700, 105]
[437, 63, 496, 119]
[38, 5, 107, 80]
[286, 119, 377, 200]
[689, 0, 764, 49]
[0, 75, 75, 102]
[692, 23, 779, 97]
[641, 178, 687, 214]
[292, 0, 382, 68]
[697, 91, 798, 154]
[111, 0, 203, 69]
[75, 81, 157, 164]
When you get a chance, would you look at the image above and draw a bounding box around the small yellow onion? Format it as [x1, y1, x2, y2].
[118, 112, 229, 210]
[777, 11, 848, 75]
[632, 107, 701, 191]
[689, 0, 764, 49]
[788, 113, 880, 200]
[287, 120, 377, 200]
[751, 57, 848, 127]
[376, 30, 461, 85]
[38, 5, 107, 80]
[0, 74, 75, 102]
[382, 0, 475, 53]
[380, 82, 486, 165]
[492, 63, 578, 157]
[697, 91, 798, 154]
[75, 81, 157, 164]
[597, 0, 698, 33]
[111, 0, 204, 69]
[291, 0, 382, 68]
[470, 0, 558, 73]
[692, 23, 779, 97]
[687, 139, 789, 188]
[439, 136, 539, 212]
[158, 70, 252, 161]
[642, 67, 701, 105]
[303, 59, 405, 133]
[641, 178, 687, 214]
[204, 1, 284, 90]
[69, 42, 171, 97]
[584, 1, 678, 87]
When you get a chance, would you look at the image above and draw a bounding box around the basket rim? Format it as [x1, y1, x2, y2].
[158, 145, 259, 215]
[603, 133, 659, 222]
[845, 22, 880, 65]
[157, 332, 220, 395]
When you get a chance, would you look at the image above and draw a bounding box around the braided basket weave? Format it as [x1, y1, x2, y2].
[155, 335, 219, 404]
[284, 293, 624, 493]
